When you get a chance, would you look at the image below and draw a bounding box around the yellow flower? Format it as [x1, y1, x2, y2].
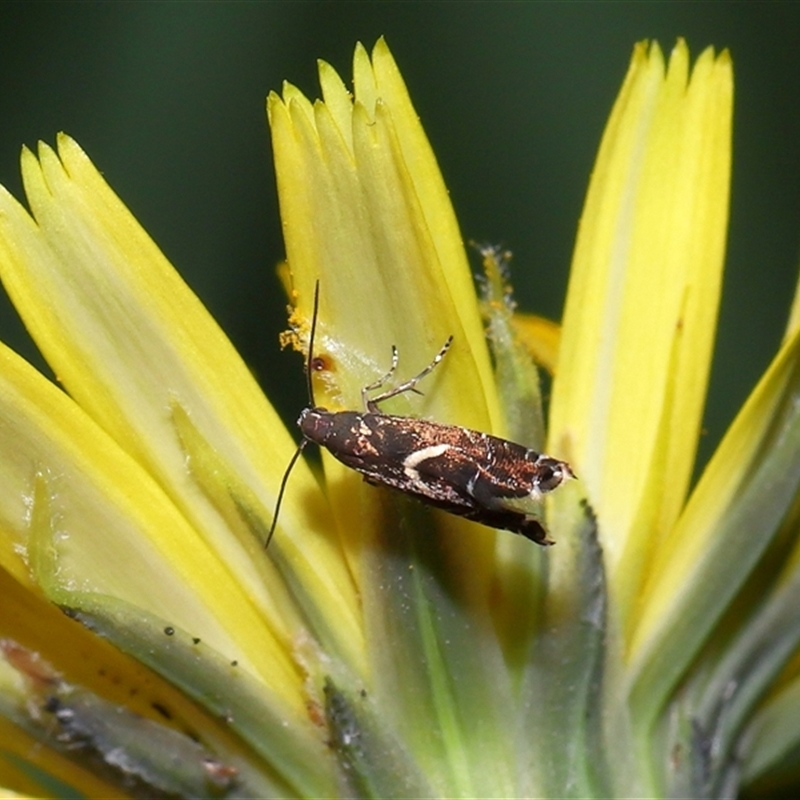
[0, 35, 798, 799]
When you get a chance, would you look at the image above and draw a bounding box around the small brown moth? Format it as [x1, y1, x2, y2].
[267, 285, 574, 547]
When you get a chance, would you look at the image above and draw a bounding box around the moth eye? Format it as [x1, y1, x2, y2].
[536, 460, 566, 492]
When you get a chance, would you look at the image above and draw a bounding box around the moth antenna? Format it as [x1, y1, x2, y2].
[265, 439, 308, 548]
[266, 280, 320, 549]
[306, 280, 321, 407]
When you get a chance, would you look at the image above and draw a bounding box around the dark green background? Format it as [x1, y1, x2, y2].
[0, 2, 798, 474]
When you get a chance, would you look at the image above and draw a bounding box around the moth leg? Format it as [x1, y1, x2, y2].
[361, 346, 399, 409]
[465, 469, 521, 510]
[512, 516, 554, 546]
[465, 472, 554, 545]
[366, 336, 454, 412]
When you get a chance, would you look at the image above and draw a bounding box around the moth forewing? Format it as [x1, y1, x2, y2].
[389, 419, 574, 544]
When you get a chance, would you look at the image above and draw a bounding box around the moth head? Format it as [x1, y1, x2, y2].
[533, 457, 576, 494]
[297, 406, 329, 435]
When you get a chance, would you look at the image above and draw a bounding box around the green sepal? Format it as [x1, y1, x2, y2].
[59, 597, 335, 799]
[743, 678, 800, 789]
[474, 245, 555, 674]
[0, 640, 267, 799]
[360, 495, 526, 797]
[322, 676, 434, 799]
[522, 496, 614, 798]
[662, 542, 800, 798]
[476, 243, 545, 449]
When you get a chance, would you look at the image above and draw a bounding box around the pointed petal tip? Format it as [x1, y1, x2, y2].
[372, 35, 391, 57]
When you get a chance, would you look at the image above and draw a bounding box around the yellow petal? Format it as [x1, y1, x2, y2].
[0, 340, 302, 706]
[548, 41, 732, 629]
[269, 39, 499, 431]
[0, 136, 362, 672]
[511, 313, 561, 376]
[268, 39, 500, 595]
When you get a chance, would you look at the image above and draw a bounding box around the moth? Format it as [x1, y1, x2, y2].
[266, 285, 574, 547]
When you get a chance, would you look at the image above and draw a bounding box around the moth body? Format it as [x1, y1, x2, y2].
[298, 406, 573, 545]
